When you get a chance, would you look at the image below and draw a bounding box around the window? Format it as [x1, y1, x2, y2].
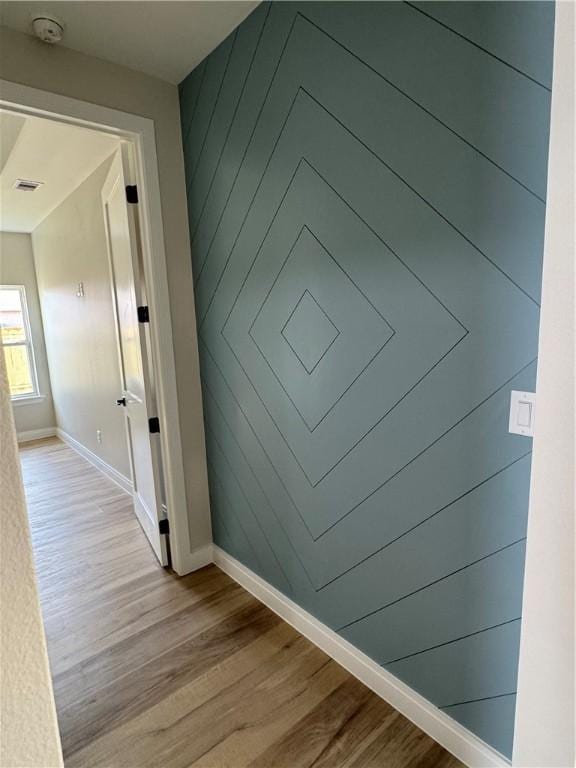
[0, 286, 39, 399]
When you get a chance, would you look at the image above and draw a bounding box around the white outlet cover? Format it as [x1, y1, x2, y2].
[509, 390, 536, 437]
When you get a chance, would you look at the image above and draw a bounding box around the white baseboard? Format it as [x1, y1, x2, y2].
[17, 427, 57, 443]
[57, 428, 133, 495]
[213, 546, 510, 768]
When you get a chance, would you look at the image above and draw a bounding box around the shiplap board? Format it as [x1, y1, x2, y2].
[180, 2, 553, 756]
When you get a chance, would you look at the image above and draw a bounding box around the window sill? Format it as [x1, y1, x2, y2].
[11, 395, 46, 407]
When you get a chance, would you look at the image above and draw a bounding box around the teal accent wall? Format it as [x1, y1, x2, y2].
[179, 2, 554, 757]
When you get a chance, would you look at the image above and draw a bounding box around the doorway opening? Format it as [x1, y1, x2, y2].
[0, 79, 195, 575]
[0, 107, 171, 566]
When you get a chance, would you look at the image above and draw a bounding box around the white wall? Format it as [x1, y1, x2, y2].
[32, 154, 131, 480]
[0, 231, 56, 436]
[0, 345, 63, 768]
[513, 2, 575, 766]
[0, 26, 211, 558]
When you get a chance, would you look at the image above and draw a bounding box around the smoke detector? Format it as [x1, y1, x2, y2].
[32, 16, 64, 44]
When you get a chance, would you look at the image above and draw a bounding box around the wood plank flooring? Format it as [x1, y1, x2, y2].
[20, 438, 463, 768]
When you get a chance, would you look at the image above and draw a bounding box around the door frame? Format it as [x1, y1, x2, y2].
[0, 78, 193, 575]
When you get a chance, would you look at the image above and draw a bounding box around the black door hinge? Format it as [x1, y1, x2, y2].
[137, 305, 149, 323]
[159, 518, 169, 535]
[148, 417, 160, 434]
[126, 185, 139, 204]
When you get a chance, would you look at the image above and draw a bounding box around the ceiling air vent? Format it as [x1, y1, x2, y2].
[13, 179, 44, 192]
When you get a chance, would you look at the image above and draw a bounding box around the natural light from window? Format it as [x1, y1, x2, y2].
[0, 286, 38, 399]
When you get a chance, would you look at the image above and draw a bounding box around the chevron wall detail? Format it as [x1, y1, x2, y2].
[179, 2, 554, 757]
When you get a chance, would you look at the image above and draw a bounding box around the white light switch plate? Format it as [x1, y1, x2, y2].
[509, 390, 536, 437]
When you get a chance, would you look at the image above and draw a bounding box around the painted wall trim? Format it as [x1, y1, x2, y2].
[0, 78, 208, 576]
[11, 395, 47, 407]
[182, 543, 214, 573]
[17, 427, 56, 443]
[213, 546, 510, 768]
[57, 428, 133, 495]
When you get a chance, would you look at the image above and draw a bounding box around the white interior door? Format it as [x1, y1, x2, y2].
[101, 148, 168, 565]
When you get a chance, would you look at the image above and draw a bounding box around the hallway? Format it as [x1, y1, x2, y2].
[21, 438, 462, 768]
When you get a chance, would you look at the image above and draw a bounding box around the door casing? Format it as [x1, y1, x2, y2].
[0, 78, 207, 575]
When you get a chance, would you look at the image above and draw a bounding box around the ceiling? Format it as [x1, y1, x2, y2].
[0, 1, 260, 84]
[0, 111, 120, 233]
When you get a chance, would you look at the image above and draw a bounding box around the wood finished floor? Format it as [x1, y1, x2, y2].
[20, 438, 463, 768]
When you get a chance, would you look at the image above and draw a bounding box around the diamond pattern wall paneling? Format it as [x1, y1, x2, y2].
[179, 2, 554, 758]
